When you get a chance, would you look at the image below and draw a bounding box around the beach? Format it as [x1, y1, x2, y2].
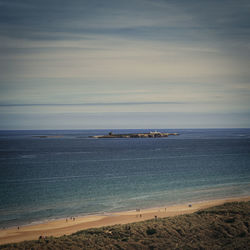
[1, 196, 249, 245]
[1, 129, 250, 246]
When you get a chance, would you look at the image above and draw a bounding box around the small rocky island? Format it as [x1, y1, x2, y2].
[90, 131, 179, 138]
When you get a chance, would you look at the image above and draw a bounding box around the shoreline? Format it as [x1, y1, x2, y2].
[1, 196, 250, 245]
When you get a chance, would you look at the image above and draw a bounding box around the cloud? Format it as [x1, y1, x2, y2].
[0, 0, 249, 128]
[0, 0, 249, 42]
[0, 101, 188, 108]
[1, 111, 249, 130]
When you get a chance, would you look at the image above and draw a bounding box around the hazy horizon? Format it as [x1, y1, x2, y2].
[1, 127, 250, 131]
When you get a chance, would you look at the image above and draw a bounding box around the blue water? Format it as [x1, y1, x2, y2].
[0, 129, 250, 228]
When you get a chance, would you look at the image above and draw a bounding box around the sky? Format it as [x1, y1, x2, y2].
[0, 0, 250, 129]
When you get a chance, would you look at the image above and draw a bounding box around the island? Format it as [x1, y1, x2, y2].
[90, 131, 179, 138]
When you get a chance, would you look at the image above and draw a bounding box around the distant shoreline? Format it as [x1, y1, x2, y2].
[90, 131, 179, 138]
[1, 196, 249, 245]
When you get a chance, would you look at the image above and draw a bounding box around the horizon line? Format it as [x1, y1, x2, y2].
[0, 128, 250, 131]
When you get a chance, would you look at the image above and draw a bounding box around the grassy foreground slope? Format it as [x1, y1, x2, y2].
[2, 201, 250, 250]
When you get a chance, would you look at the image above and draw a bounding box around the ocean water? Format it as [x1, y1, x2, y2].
[0, 129, 250, 228]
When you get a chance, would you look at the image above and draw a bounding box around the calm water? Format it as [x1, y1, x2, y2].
[0, 129, 250, 228]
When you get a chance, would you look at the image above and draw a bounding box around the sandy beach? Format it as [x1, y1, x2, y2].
[0, 196, 249, 245]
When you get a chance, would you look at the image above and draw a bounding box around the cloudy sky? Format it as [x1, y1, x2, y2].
[0, 0, 250, 129]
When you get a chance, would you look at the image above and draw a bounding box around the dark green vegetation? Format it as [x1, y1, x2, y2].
[2, 201, 250, 249]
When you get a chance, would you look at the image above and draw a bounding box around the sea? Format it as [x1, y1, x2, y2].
[0, 129, 250, 229]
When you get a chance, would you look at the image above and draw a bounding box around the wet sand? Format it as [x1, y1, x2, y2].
[1, 196, 249, 245]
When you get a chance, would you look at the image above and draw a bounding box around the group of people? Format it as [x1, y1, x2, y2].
[66, 217, 76, 222]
